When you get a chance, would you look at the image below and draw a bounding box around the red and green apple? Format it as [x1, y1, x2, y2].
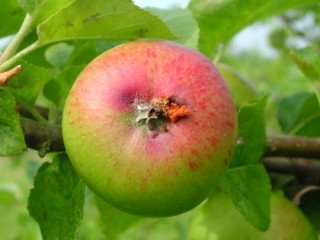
[62, 40, 237, 217]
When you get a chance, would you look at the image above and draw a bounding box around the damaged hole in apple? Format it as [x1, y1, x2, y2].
[133, 96, 190, 132]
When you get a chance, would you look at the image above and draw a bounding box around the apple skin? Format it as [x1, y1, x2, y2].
[62, 40, 237, 217]
[189, 191, 318, 240]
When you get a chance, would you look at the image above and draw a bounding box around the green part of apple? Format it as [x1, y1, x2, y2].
[62, 40, 238, 217]
[189, 190, 318, 240]
[217, 64, 258, 106]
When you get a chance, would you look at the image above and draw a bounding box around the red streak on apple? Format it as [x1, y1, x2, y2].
[62, 40, 237, 217]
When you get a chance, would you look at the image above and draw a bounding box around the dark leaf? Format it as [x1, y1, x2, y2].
[0, 89, 26, 156]
[28, 154, 85, 240]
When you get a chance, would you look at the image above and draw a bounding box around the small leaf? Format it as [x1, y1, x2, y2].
[95, 194, 142, 238]
[219, 164, 271, 231]
[189, 0, 320, 57]
[230, 99, 266, 167]
[147, 7, 199, 49]
[290, 46, 320, 81]
[28, 154, 85, 240]
[278, 92, 320, 134]
[37, 0, 176, 45]
[0, 89, 26, 156]
[43, 65, 84, 110]
[44, 42, 75, 69]
[7, 60, 54, 108]
[0, 0, 25, 37]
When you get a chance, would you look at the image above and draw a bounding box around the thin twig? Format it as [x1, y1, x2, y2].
[0, 14, 34, 64]
[0, 41, 40, 72]
[265, 135, 320, 158]
[0, 65, 22, 86]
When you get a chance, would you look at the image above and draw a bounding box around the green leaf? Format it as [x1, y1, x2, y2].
[44, 65, 84, 110]
[189, 0, 320, 57]
[278, 92, 320, 135]
[44, 42, 75, 69]
[147, 7, 199, 49]
[35, 0, 73, 25]
[18, 0, 72, 27]
[28, 154, 85, 240]
[289, 46, 320, 81]
[37, 0, 176, 45]
[0, 89, 26, 156]
[95, 194, 142, 238]
[7, 60, 54, 108]
[217, 64, 258, 106]
[219, 164, 271, 231]
[0, 0, 25, 37]
[230, 99, 266, 168]
[295, 115, 320, 137]
[18, 0, 47, 14]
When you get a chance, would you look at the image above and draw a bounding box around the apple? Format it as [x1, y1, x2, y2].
[62, 40, 238, 217]
[189, 190, 318, 240]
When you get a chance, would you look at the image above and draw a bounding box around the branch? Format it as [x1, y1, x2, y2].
[265, 135, 320, 158]
[18, 117, 320, 179]
[0, 65, 22, 86]
[263, 157, 320, 182]
[20, 118, 64, 157]
[0, 14, 34, 65]
[17, 106, 320, 160]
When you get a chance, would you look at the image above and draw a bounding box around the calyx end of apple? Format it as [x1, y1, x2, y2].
[134, 96, 190, 131]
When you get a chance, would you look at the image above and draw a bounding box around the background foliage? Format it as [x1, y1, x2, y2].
[0, 0, 319, 239]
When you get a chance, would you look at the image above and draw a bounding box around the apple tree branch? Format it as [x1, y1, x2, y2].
[17, 117, 320, 178]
